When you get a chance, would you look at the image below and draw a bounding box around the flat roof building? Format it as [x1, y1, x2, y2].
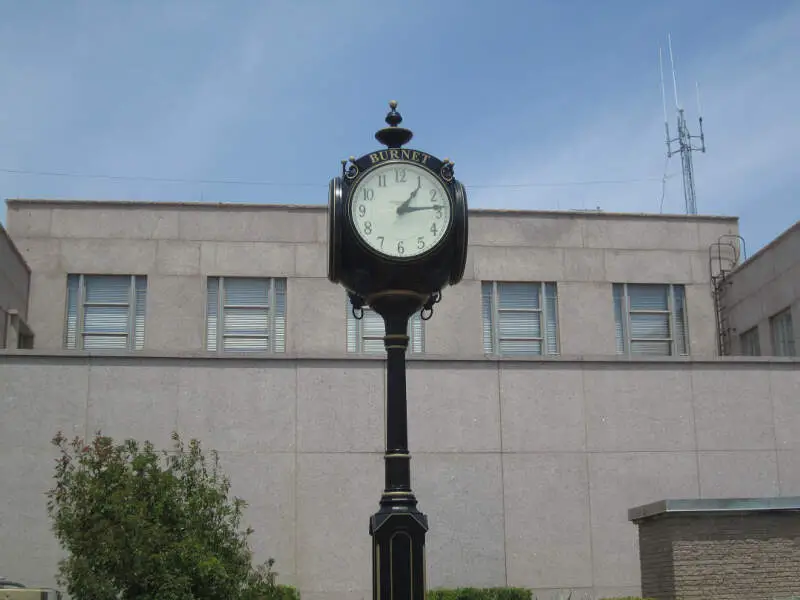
[1, 198, 798, 599]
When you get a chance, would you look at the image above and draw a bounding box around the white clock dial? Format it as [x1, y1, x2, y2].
[350, 162, 452, 258]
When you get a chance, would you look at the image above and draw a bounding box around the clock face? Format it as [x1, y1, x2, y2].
[349, 162, 452, 259]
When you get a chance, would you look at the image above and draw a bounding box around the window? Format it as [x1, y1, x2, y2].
[64, 275, 147, 350]
[346, 300, 424, 354]
[739, 326, 761, 356]
[481, 281, 559, 356]
[206, 277, 286, 352]
[770, 308, 795, 357]
[613, 283, 689, 356]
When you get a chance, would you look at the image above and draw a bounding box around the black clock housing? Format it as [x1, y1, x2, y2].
[328, 149, 468, 304]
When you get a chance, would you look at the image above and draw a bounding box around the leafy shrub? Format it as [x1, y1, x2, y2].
[427, 588, 532, 600]
[270, 585, 301, 600]
[47, 430, 290, 600]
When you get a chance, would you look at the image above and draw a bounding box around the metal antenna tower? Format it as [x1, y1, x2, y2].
[659, 35, 706, 214]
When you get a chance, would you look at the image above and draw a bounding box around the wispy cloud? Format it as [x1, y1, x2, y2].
[1, 2, 796, 251]
[468, 3, 800, 226]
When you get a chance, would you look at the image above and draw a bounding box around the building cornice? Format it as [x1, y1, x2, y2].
[5, 198, 739, 223]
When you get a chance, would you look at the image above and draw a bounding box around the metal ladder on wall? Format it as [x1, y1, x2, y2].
[708, 234, 747, 356]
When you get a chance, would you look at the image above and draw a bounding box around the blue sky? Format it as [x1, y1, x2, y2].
[1, 1, 798, 254]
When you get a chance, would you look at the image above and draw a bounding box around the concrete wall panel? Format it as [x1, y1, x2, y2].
[294, 243, 327, 278]
[689, 251, 711, 284]
[146, 275, 205, 351]
[27, 272, 67, 349]
[11, 237, 61, 274]
[219, 451, 297, 587]
[604, 249, 693, 284]
[200, 241, 296, 277]
[691, 367, 775, 450]
[295, 452, 381, 596]
[778, 450, 800, 495]
[588, 451, 700, 588]
[155, 240, 201, 275]
[1, 356, 799, 598]
[423, 280, 484, 356]
[60, 238, 157, 274]
[771, 367, 800, 450]
[51, 207, 180, 240]
[470, 214, 583, 248]
[562, 248, 607, 282]
[0, 446, 65, 591]
[176, 363, 296, 453]
[583, 219, 700, 251]
[86, 363, 180, 447]
[503, 453, 592, 589]
[407, 363, 501, 452]
[697, 221, 740, 250]
[287, 278, 347, 355]
[557, 282, 617, 356]
[473, 246, 564, 282]
[0, 362, 89, 450]
[179, 209, 324, 244]
[697, 451, 780, 498]
[416, 453, 506, 589]
[296, 362, 384, 453]
[685, 283, 717, 357]
[499, 364, 585, 452]
[6, 205, 53, 237]
[584, 366, 695, 452]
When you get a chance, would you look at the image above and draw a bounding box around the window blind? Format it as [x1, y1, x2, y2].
[205, 277, 286, 353]
[481, 281, 559, 356]
[771, 309, 795, 357]
[740, 327, 761, 356]
[64, 275, 146, 350]
[614, 283, 689, 356]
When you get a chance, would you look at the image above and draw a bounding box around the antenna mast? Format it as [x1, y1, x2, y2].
[660, 35, 706, 215]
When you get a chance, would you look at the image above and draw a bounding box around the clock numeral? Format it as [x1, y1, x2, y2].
[434, 205, 442, 219]
[430, 223, 438, 236]
[397, 240, 405, 255]
[417, 236, 425, 250]
[377, 236, 384, 248]
[358, 204, 366, 217]
[364, 221, 372, 235]
[378, 174, 387, 187]
[430, 189, 438, 202]
[395, 168, 407, 183]
[362, 188, 374, 202]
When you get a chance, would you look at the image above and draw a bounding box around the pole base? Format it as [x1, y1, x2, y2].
[370, 498, 428, 600]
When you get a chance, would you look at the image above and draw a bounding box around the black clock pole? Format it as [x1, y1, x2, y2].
[329, 100, 469, 600]
[367, 290, 430, 600]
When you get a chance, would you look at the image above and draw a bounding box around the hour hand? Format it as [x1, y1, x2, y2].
[396, 182, 422, 214]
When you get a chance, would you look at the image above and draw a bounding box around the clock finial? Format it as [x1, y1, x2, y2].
[375, 100, 413, 149]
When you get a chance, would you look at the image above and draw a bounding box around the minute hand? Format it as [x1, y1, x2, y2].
[397, 205, 442, 215]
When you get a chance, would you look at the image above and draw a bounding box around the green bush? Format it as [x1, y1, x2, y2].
[272, 585, 300, 600]
[427, 588, 532, 600]
[47, 430, 291, 600]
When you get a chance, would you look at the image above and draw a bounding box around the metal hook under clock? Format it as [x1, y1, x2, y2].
[349, 292, 365, 320]
[420, 290, 442, 321]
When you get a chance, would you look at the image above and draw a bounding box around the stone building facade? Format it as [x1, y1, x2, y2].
[1, 199, 799, 599]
